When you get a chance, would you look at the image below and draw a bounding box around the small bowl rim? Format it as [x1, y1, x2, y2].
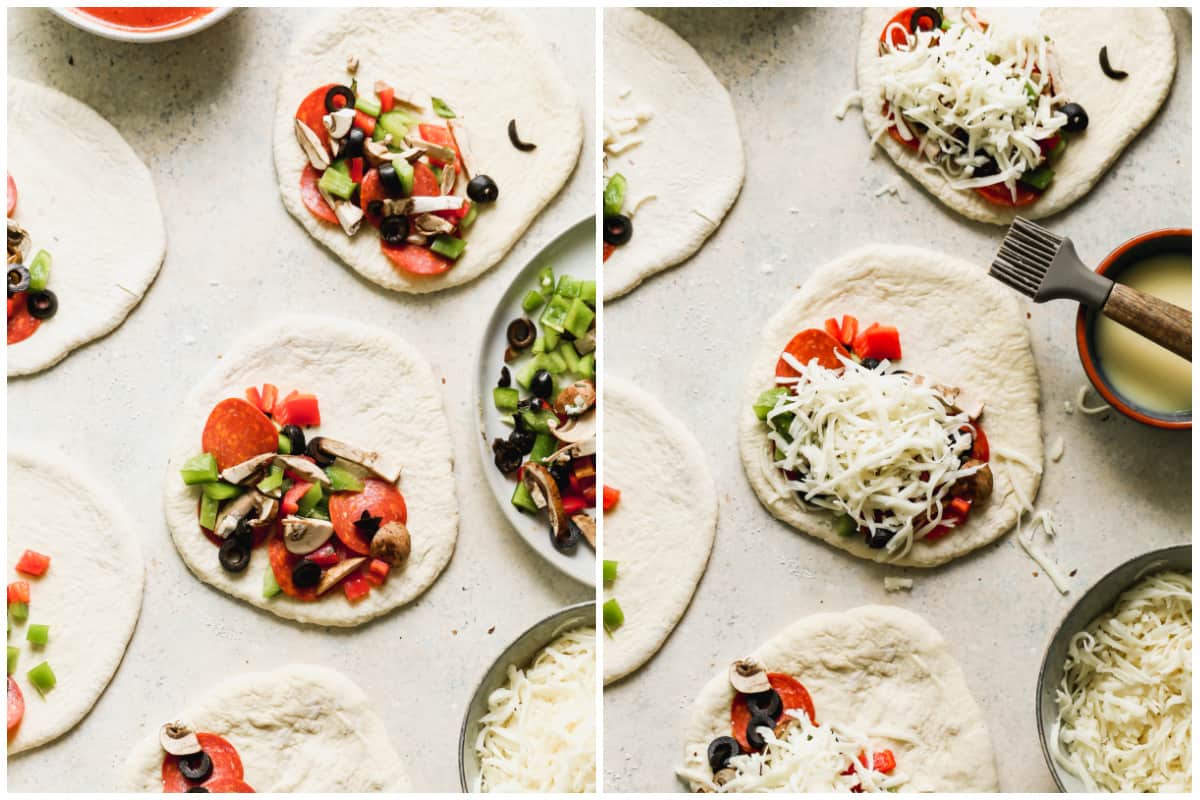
[49, 6, 234, 44]
[1075, 227, 1191, 430]
[1035, 543, 1192, 791]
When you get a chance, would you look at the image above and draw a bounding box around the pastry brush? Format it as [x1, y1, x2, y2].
[990, 217, 1191, 361]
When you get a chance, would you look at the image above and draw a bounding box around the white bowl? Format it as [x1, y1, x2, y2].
[49, 7, 235, 43]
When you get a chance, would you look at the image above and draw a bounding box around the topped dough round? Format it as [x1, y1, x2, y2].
[603, 8, 744, 299]
[680, 605, 999, 792]
[603, 378, 718, 684]
[7, 78, 165, 376]
[738, 245, 1042, 567]
[163, 316, 457, 626]
[856, 7, 1176, 224]
[272, 7, 583, 294]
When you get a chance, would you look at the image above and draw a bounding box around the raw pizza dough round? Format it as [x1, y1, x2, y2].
[738, 245, 1042, 567]
[603, 379, 718, 685]
[163, 316, 457, 626]
[680, 605, 999, 792]
[7, 448, 143, 755]
[7, 78, 165, 376]
[603, 8, 744, 300]
[120, 664, 410, 792]
[856, 7, 1176, 224]
[272, 7, 583, 294]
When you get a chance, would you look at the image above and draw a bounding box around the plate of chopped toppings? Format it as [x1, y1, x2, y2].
[476, 217, 597, 586]
[856, 7, 1176, 223]
[273, 7, 584, 294]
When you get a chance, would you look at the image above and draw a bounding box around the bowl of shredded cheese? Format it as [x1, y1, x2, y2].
[1037, 544, 1191, 792]
[459, 601, 596, 793]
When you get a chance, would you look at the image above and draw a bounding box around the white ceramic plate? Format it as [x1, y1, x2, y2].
[49, 7, 235, 43]
[474, 216, 596, 586]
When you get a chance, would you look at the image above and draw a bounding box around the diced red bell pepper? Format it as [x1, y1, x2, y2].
[562, 494, 587, 515]
[7, 581, 30, 604]
[348, 157, 364, 184]
[970, 425, 990, 462]
[436, 197, 470, 224]
[1039, 135, 1062, 157]
[824, 317, 842, 341]
[567, 470, 582, 496]
[860, 748, 897, 774]
[276, 393, 321, 427]
[245, 385, 263, 412]
[839, 315, 859, 348]
[603, 242, 616, 262]
[378, 86, 395, 113]
[260, 384, 278, 417]
[273, 389, 298, 419]
[14, 550, 50, 577]
[281, 481, 312, 515]
[364, 558, 390, 587]
[8, 676, 24, 734]
[417, 123, 464, 172]
[353, 110, 376, 137]
[602, 485, 621, 512]
[581, 484, 597, 506]
[948, 496, 973, 519]
[343, 573, 371, 602]
[852, 324, 902, 361]
[306, 543, 340, 567]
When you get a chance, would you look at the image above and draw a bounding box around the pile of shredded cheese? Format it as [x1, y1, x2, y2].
[1050, 571, 1192, 792]
[683, 711, 908, 793]
[876, 8, 1067, 200]
[764, 356, 981, 558]
[474, 627, 596, 793]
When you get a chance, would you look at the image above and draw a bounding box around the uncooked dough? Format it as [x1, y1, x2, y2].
[738, 245, 1042, 567]
[272, 7, 583, 294]
[7, 78, 165, 376]
[163, 316, 457, 626]
[7, 448, 143, 755]
[603, 378, 718, 684]
[603, 8, 744, 299]
[856, 8, 1176, 224]
[680, 605, 999, 792]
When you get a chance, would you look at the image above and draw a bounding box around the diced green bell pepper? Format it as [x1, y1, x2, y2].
[541, 325, 561, 351]
[834, 514, 858, 537]
[580, 280, 597, 305]
[390, 157, 414, 196]
[257, 464, 285, 495]
[355, 94, 382, 118]
[28, 249, 51, 292]
[542, 350, 567, 375]
[539, 294, 571, 333]
[375, 110, 415, 143]
[199, 493, 219, 531]
[522, 289, 545, 313]
[519, 406, 557, 435]
[277, 432, 292, 454]
[603, 173, 627, 217]
[537, 265, 555, 295]
[430, 235, 466, 261]
[603, 598, 625, 632]
[753, 388, 789, 421]
[201, 481, 243, 501]
[26, 624, 49, 646]
[180, 453, 219, 485]
[511, 481, 539, 514]
[531, 335, 546, 355]
[296, 482, 323, 517]
[556, 274, 582, 298]
[27, 661, 55, 695]
[262, 568, 282, 599]
[326, 464, 364, 492]
[578, 353, 595, 379]
[515, 356, 542, 389]
[8, 602, 28, 623]
[603, 560, 618, 583]
[1020, 165, 1055, 191]
[558, 341, 581, 374]
[563, 298, 595, 339]
[318, 166, 356, 200]
[529, 433, 557, 463]
[6, 646, 17, 675]
[493, 386, 520, 412]
[431, 96, 456, 119]
[1048, 136, 1067, 162]
[460, 203, 478, 230]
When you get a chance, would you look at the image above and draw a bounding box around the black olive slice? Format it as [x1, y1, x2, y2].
[343, 127, 366, 159]
[506, 317, 535, 350]
[498, 365, 511, 388]
[530, 369, 553, 399]
[507, 119, 537, 152]
[27, 290, 57, 320]
[280, 424, 306, 457]
[185, 789, 210, 793]
[866, 529, 895, 550]
[707, 736, 742, 771]
[324, 85, 356, 114]
[306, 438, 336, 467]
[466, 174, 499, 204]
[1099, 46, 1128, 81]
[909, 6, 941, 32]
[552, 522, 579, 554]
[7, 265, 30, 296]
[292, 559, 321, 589]
[745, 688, 782, 719]
[603, 214, 633, 246]
[218, 537, 250, 573]
[861, 358, 881, 370]
[507, 427, 536, 456]
[353, 510, 383, 541]
[179, 750, 213, 782]
[492, 439, 522, 474]
[745, 711, 776, 751]
[1060, 102, 1089, 133]
[380, 215, 410, 245]
[378, 163, 404, 195]
[366, 199, 384, 218]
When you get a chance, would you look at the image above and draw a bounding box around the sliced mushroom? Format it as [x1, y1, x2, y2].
[294, 118, 330, 170]
[7, 220, 29, 262]
[554, 380, 596, 417]
[390, 90, 427, 111]
[308, 438, 401, 484]
[220, 453, 278, 486]
[573, 327, 597, 355]
[364, 138, 393, 168]
[952, 460, 993, 502]
[381, 198, 413, 217]
[275, 455, 331, 486]
[370, 521, 411, 566]
[439, 164, 457, 196]
[316, 557, 366, 596]
[447, 119, 477, 179]
[932, 380, 985, 421]
[317, 186, 363, 237]
[393, 147, 425, 164]
[713, 768, 736, 787]
[522, 462, 567, 536]
[544, 437, 597, 464]
[404, 137, 456, 165]
[409, 196, 465, 214]
[405, 233, 429, 247]
[345, 55, 359, 74]
[282, 516, 335, 555]
[570, 513, 595, 549]
[550, 409, 596, 445]
[412, 213, 455, 236]
[214, 490, 277, 539]
[159, 721, 202, 756]
[323, 107, 356, 140]
[729, 658, 771, 694]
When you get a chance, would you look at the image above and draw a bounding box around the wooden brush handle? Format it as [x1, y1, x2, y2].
[1102, 283, 1192, 361]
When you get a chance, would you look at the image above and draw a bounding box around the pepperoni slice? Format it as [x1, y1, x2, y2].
[203, 778, 256, 793]
[299, 165, 337, 224]
[8, 675, 24, 734]
[7, 173, 17, 216]
[294, 83, 337, 151]
[7, 292, 40, 345]
[381, 241, 454, 276]
[411, 161, 440, 197]
[359, 168, 386, 228]
[731, 673, 817, 752]
[775, 329, 848, 379]
[974, 181, 1040, 207]
[161, 732, 245, 792]
[329, 478, 407, 555]
[267, 523, 318, 601]
[201, 398, 280, 471]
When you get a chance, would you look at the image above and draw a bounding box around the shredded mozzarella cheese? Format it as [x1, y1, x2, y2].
[1075, 384, 1111, 416]
[1050, 571, 1192, 792]
[474, 627, 596, 793]
[884, 576, 914, 592]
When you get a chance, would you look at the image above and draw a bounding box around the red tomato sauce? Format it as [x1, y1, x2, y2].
[75, 7, 214, 31]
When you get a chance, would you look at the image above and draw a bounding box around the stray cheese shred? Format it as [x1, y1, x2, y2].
[474, 627, 596, 793]
[1050, 571, 1191, 792]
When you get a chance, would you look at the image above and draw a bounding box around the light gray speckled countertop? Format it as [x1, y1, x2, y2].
[603, 6, 1190, 793]
[7, 7, 593, 792]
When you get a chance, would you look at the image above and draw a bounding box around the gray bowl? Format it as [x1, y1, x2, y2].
[1036, 544, 1191, 791]
[458, 601, 596, 792]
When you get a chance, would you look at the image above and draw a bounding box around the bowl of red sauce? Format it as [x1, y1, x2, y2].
[51, 7, 233, 43]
